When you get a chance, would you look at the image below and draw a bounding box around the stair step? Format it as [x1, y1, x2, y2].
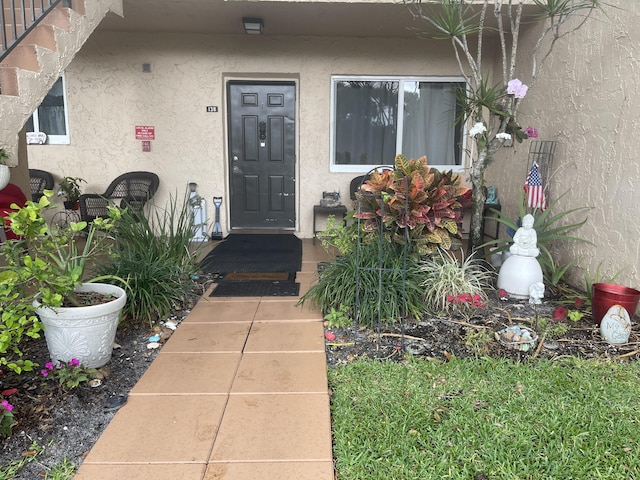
[22, 24, 58, 52]
[69, 0, 86, 16]
[0, 66, 19, 96]
[41, 6, 72, 32]
[2, 44, 41, 71]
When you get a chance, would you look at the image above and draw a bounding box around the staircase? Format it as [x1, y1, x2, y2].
[0, 0, 123, 164]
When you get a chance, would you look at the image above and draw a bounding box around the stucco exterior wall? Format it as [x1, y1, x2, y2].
[27, 31, 463, 238]
[486, 0, 640, 290]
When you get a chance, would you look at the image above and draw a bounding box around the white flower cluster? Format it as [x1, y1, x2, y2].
[468, 122, 487, 137]
[496, 132, 512, 140]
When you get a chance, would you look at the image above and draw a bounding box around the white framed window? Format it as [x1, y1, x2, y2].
[25, 75, 70, 145]
[330, 75, 466, 173]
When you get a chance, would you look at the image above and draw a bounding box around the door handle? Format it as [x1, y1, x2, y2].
[233, 155, 239, 162]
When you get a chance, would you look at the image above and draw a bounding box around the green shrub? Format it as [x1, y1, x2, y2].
[300, 238, 425, 327]
[318, 213, 359, 255]
[355, 155, 470, 255]
[97, 190, 203, 325]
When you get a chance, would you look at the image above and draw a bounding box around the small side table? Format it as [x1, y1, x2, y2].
[483, 203, 502, 241]
[313, 205, 347, 244]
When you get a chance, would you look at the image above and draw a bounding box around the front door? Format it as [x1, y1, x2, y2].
[227, 81, 296, 230]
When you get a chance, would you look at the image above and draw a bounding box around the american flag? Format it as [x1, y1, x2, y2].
[525, 161, 546, 210]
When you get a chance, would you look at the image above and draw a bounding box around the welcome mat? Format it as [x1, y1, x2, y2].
[201, 234, 302, 297]
[214, 272, 296, 282]
[200, 234, 302, 274]
[210, 280, 300, 297]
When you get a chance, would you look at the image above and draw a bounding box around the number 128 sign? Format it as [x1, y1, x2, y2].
[135, 126, 155, 140]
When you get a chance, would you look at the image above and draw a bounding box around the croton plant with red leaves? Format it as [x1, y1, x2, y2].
[355, 155, 471, 255]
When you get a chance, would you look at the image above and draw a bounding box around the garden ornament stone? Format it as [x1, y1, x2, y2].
[529, 282, 545, 304]
[497, 214, 543, 299]
[600, 304, 631, 345]
[509, 214, 539, 257]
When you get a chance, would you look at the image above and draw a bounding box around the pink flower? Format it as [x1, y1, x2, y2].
[525, 126, 538, 138]
[41, 369, 49, 377]
[498, 289, 509, 301]
[553, 306, 569, 321]
[574, 298, 585, 308]
[45, 362, 54, 371]
[69, 358, 80, 368]
[507, 79, 528, 98]
[1, 400, 13, 411]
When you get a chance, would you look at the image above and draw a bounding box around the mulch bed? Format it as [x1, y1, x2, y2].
[324, 294, 640, 366]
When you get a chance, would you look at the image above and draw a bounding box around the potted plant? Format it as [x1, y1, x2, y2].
[0, 191, 126, 372]
[0, 148, 10, 190]
[58, 176, 86, 210]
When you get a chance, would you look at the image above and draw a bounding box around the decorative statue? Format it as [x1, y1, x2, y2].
[485, 186, 499, 205]
[510, 214, 539, 257]
[529, 282, 545, 304]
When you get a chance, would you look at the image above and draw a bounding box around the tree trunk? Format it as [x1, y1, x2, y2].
[467, 147, 489, 256]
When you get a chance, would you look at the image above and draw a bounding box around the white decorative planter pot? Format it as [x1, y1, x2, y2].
[0, 164, 10, 190]
[35, 283, 127, 368]
[497, 254, 543, 299]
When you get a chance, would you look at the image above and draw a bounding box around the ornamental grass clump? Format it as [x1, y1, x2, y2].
[355, 154, 470, 255]
[96, 189, 203, 326]
[419, 249, 494, 319]
[300, 237, 426, 328]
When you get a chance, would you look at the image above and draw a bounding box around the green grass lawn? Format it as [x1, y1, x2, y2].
[329, 357, 640, 479]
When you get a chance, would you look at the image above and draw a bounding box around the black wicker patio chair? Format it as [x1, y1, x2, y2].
[29, 169, 55, 202]
[78, 171, 159, 223]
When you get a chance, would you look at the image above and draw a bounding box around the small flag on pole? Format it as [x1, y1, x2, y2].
[525, 161, 546, 210]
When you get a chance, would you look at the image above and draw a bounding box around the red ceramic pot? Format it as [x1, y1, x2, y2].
[592, 283, 640, 326]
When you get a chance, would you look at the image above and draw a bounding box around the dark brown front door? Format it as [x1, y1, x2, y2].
[227, 81, 296, 230]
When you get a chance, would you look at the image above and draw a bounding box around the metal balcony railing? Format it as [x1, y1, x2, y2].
[1, 0, 71, 63]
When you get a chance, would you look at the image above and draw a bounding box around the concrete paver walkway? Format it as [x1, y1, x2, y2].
[74, 239, 334, 480]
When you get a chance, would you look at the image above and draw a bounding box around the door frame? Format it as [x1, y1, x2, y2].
[223, 76, 300, 233]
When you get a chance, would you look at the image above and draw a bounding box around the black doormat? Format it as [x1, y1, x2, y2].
[214, 272, 296, 283]
[200, 234, 302, 274]
[210, 280, 300, 297]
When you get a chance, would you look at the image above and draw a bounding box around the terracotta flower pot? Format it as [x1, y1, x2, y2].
[591, 283, 640, 326]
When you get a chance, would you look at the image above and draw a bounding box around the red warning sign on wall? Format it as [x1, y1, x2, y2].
[135, 126, 155, 140]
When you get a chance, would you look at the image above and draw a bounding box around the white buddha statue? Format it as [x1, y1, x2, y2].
[509, 214, 539, 257]
[498, 213, 544, 299]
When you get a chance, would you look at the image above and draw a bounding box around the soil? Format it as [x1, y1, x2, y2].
[1, 279, 638, 478]
[324, 294, 640, 366]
